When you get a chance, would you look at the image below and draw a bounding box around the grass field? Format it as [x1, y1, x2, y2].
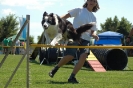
[0, 55, 133, 88]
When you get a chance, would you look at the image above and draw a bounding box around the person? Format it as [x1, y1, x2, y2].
[0, 42, 2, 54]
[2, 37, 9, 54]
[49, 0, 100, 83]
[8, 37, 15, 54]
[126, 25, 133, 42]
[15, 39, 20, 54]
[126, 25, 133, 56]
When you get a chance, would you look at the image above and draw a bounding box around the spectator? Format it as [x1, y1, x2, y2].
[126, 25, 133, 42]
[8, 37, 15, 54]
[2, 37, 9, 54]
[126, 25, 133, 56]
[0, 42, 2, 54]
[15, 39, 20, 54]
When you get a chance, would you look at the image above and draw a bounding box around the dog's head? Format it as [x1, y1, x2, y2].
[41, 11, 58, 29]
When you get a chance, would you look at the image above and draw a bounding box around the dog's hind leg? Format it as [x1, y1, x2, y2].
[50, 33, 63, 46]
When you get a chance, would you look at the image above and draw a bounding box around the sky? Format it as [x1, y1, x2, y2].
[0, 0, 133, 43]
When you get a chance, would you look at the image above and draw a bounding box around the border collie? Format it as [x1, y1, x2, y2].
[41, 11, 94, 46]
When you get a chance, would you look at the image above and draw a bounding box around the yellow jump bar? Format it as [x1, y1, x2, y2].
[30, 44, 133, 49]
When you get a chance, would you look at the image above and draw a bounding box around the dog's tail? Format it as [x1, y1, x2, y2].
[76, 22, 95, 34]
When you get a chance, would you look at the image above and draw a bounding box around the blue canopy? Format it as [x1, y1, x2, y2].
[98, 31, 123, 38]
[94, 31, 123, 45]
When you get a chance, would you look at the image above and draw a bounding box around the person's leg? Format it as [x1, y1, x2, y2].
[49, 55, 74, 78]
[10, 45, 12, 54]
[5, 47, 8, 54]
[18, 47, 20, 54]
[49, 41, 78, 78]
[13, 47, 15, 54]
[72, 53, 87, 74]
[68, 39, 90, 83]
[3, 48, 5, 54]
[57, 55, 74, 67]
[4, 47, 6, 54]
[16, 47, 19, 54]
[16, 47, 20, 54]
[68, 53, 87, 83]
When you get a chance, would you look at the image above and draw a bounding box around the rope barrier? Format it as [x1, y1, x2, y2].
[30, 44, 133, 49]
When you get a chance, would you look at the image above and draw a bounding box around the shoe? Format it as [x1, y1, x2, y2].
[49, 72, 54, 78]
[49, 67, 58, 78]
[68, 77, 79, 83]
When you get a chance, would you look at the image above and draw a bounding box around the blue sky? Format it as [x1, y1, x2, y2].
[0, 0, 133, 43]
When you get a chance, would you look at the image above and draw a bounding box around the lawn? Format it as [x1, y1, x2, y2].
[0, 55, 133, 88]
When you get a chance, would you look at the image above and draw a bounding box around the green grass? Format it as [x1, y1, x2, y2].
[0, 55, 133, 88]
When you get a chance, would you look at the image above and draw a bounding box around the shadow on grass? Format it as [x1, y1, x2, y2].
[35, 63, 93, 71]
[29, 60, 40, 64]
[121, 70, 133, 71]
[61, 65, 92, 71]
[47, 80, 71, 84]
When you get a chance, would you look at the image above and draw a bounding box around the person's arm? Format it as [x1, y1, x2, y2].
[60, 13, 78, 34]
[91, 30, 99, 41]
[60, 13, 71, 19]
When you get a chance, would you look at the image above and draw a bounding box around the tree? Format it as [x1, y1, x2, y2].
[29, 35, 35, 44]
[0, 21, 3, 38]
[0, 14, 19, 42]
[99, 16, 132, 36]
[117, 17, 132, 36]
[99, 16, 120, 32]
[37, 35, 41, 42]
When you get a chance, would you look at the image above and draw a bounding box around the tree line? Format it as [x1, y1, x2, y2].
[99, 15, 132, 37]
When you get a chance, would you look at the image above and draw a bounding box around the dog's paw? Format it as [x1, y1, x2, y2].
[50, 41, 58, 46]
[69, 39, 74, 42]
[68, 39, 74, 44]
[50, 42, 55, 46]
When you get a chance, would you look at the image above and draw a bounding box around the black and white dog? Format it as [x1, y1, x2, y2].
[41, 11, 95, 46]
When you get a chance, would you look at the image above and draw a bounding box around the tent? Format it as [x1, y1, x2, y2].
[8, 35, 26, 41]
[94, 31, 123, 45]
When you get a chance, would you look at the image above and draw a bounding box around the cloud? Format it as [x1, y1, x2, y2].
[1, 9, 15, 15]
[18, 21, 43, 42]
[0, 0, 62, 10]
[30, 22, 43, 42]
[30, 22, 43, 35]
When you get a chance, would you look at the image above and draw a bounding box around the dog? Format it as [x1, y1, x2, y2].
[41, 11, 95, 46]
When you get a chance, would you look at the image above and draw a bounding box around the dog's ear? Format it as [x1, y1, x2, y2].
[49, 13, 54, 17]
[43, 11, 48, 16]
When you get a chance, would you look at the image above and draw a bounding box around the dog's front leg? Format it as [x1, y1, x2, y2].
[50, 33, 63, 46]
[44, 31, 51, 44]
